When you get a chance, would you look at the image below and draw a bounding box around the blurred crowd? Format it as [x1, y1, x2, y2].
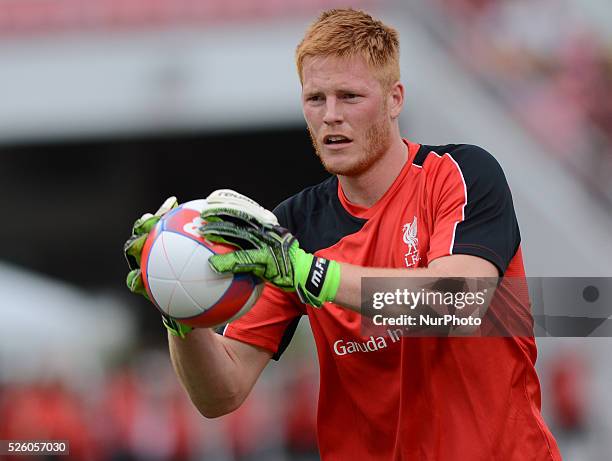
[0, 350, 319, 461]
[0, 342, 600, 461]
[426, 0, 612, 202]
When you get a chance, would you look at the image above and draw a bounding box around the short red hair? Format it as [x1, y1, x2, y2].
[296, 8, 400, 90]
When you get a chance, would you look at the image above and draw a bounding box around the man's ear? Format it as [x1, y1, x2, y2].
[388, 81, 404, 119]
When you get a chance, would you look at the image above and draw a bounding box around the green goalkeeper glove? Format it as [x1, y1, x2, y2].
[198, 191, 341, 308]
[123, 196, 193, 338]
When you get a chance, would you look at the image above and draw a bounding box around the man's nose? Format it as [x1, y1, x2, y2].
[323, 98, 343, 125]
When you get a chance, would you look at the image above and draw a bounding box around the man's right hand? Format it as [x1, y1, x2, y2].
[123, 197, 193, 338]
[124, 196, 178, 296]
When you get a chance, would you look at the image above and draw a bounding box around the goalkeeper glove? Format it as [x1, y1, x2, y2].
[199, 191, 341, 308]
[123, 197, 193, 338]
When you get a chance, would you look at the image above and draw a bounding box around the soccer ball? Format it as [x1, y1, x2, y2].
[140, 199, 263, 328]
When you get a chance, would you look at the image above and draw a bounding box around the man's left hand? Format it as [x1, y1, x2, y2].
[199, 192, 341, 308]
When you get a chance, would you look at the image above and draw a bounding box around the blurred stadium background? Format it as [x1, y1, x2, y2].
[1, 0, 611, 459]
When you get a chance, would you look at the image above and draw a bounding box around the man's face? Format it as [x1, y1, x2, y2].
[301, 54, 395, 176]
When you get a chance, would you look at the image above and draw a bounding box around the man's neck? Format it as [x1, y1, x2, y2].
[338, 134, 408, 208]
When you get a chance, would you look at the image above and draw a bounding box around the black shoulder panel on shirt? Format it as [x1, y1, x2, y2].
[266, 176, 366, 361]
[271, 316, 301, 361]
[273, 176, 367, 254]
[414, 143, 461, 166]
[421, 144, 521, 275]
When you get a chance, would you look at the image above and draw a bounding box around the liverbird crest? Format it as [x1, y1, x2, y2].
[402, 216, 418, 249]
[402, 216, 420, 268]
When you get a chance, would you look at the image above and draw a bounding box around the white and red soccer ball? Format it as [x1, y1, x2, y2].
[140, 200, 263, 328]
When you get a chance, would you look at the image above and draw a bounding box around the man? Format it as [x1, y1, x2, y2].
[125, 9, 561, 460]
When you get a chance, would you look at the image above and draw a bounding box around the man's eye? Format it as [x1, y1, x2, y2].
[342, 93, 359, 99]
[308, 95, 323, 102]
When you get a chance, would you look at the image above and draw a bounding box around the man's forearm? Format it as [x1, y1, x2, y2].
[334, 255, 498, 315]
[168, 328, 248, 418]
[334, 263, 436, 312]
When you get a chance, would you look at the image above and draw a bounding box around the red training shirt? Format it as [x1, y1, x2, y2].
[223, 140, 562, 461]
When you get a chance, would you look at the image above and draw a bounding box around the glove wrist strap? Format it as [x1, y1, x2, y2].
[295, 249, 341, 308]
[162, 316, 193, 338]
[319, 259, 341, 304]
